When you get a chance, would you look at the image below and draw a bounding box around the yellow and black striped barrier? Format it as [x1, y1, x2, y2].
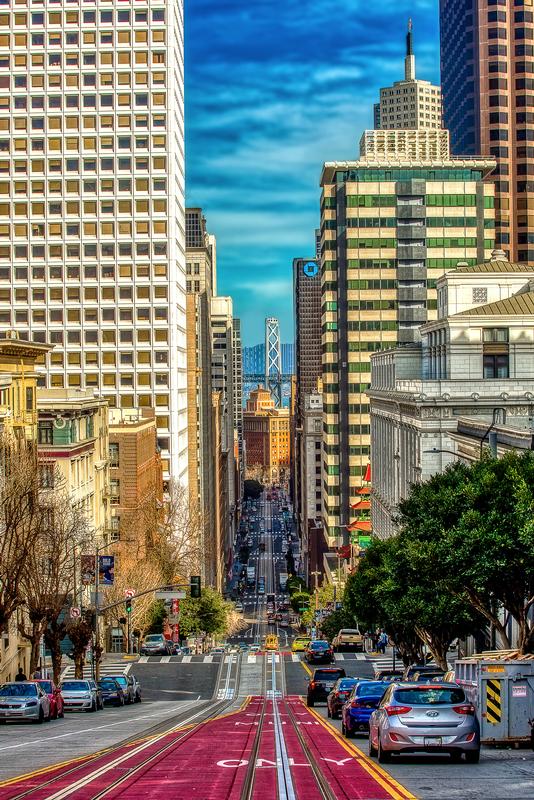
[486, 678, 502, 724]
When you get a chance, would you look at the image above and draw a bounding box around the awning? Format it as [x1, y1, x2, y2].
[356, 486, 371, 495]
[350, 499, 370, 511]
[346, 520, 372, 533]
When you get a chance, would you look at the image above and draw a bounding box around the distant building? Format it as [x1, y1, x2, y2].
[369, 253, 534, 539]
[440, 0, 532, 261]
[233, 318, 244, 497]
[243, 344, 265, 375]
[281, 343, 295, 375]
[374, 21, 442, 131]
[243, 387, 290, 484]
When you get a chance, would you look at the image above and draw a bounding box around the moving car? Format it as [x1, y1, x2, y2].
[140, 634, 173, 656]
[0, 682, 50, 723]
[292, 636, 311, 653]
[34, 679, 64, 719]
[374, 669, 404, 682]
[265, 634, 279, 651]
[307, 667, 346, 707]
[305, 640, 335, 664]
[369, 683, 480, 763]
[327, 678, 360, 719]
[332, 628, 364, 653]
[98, 677, 125, 707]
[87, 678, 104, 710]
[251, 641, 261, 651]
[235, 601, 244, 613]
[342, 681, 389, 736]
[402, 663, 440, 681]
[60, 679, 99, 713]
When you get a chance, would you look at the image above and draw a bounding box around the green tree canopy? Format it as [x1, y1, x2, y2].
[179, 587, 231, 638]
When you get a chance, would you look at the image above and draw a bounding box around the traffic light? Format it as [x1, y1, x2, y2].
[190, 575, 201, 598]
[119, 616, 127, 625]
[125, 597, 133, 614]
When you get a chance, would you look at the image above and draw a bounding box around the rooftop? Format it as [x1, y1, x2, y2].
[453, 290, 534, 318]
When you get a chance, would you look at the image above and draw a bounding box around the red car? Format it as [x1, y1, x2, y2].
[34, 679, 64, 719]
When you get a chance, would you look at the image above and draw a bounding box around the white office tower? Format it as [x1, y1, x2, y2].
[0, 1, 188, 483]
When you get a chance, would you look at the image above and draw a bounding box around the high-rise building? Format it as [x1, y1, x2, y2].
[320, 138, 496, 543]
[232, 317, 244, 484]
[292, 256, 322, 548]
[374, 21, 442, 131]
[439, 0, 534, 261]
[210, 296, 236, 578]
[0, 2, 187, 483]
[185, 209, 217, 585]
[243, 387, 290, 483]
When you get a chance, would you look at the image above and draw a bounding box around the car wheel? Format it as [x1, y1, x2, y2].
[327, 707, 331, 718]
[35, 708, 44, 725]
[450, 750, 462, 762]
[306, 697, 314, 707]
[369, 737, 378, 758]
[377, 737, 392, 763]
[341, 721, 347, 736]
[52, 705, 58, 720]
[45, 708, 51, 722]
[135, 694, 141, 703]
[465, 749, 480, 764]
[90, 700, 97, 713]
[59, 708, 64, 719]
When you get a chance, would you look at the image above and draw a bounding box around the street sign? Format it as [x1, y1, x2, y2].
[155, 590, 186, 600]
[70, 607, 81, 619]
[125, 589, 135, 598]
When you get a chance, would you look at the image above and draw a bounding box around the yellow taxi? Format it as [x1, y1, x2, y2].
[264, 634, 279, 651]
[292, 636, 311, 652]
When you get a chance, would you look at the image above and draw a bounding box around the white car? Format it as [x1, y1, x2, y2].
[0, 682, 51, 723]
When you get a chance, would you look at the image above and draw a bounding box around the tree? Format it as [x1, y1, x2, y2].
[67, 620, 93, 679]
[19, 476, 89, 676]
[0, 436, 43, 635]
[290, 590, 311, 615]
[44, 616, 67, 685]
[101, 550, 163, 643]
[179, 587, 231, 638]
[320, 608, 355, 642]
[397, 452, 534, 654]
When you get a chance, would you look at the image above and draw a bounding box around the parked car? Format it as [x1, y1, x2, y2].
[369, 683, 480, 763]
[327, 678, 360, 719]
[108, 674, 135, 704]
[60, 679, 99, 713]
[235, 602, 244, 613]
[98, 677, 125, 707]
[34, 679, 64, 719]
[402, 663, 440, 681]
[332, 628, 364, 653]
[87, 678, 104, 710]
[140, 634, 173, 656]
[0, 682, 50, 723]
[341, 681, 389, 737]
[292, 636, 311, 653]
[307, 667, 346, 707]
[210, 647, 226, 655]
[305, 640, 335, 664]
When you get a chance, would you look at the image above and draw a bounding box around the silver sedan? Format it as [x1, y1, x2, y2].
[0, 682, 51, 723]
[369, 682, 480, 763]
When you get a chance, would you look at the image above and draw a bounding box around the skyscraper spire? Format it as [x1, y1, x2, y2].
[405, 18, 416, 81]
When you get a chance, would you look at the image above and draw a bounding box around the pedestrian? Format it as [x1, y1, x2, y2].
[378, 631, 388, 654]
[32, 669, 42, 679]
[15, 666, 27, 682]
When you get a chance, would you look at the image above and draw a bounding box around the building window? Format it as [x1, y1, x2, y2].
[482, 328, 508, 343]
[110, 479, 120, 505]
[38, 421, 53, 445]
[472, 287, 488, 304]
[109, 443, 119, 468]
[483, 354, 509, 379]
[40, 463, 55, 489]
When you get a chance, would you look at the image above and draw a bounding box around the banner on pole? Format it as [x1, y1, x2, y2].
[81, 554, 96, 586]
[98, 555, 115, 586]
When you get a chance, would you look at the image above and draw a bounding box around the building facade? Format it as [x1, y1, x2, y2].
[243, 387, 290, 483]
[185, 208, 217, 585]
[320, 141, 496, 543]
[37, 388, 111, 541]
[369, 254, 534, 538]
[232, 316, 244, 489]
[0, 2, 188, 482]
[374, 21, 442, 130]
[440, 0, 534, 261]
[107, 407, 162, 550]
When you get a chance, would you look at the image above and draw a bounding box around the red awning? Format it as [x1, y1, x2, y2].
[356, 486, 371, 495]
[350, 500, 371, 511]
[364, 463, 371, 483]
[347, 520, 372, 533]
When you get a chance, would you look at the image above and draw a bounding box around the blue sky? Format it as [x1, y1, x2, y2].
[185, 0, 440, 346]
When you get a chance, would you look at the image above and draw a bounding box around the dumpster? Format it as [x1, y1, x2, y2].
[455, 651, 534, 744]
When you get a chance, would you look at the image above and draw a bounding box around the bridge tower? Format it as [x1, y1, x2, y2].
[265, 317, 282, 407]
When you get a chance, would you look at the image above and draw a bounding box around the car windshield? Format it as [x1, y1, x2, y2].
[340, 629, 360, 635]
[61, 681, 89, 691]
[310, 641, 329, 649]
[357, 682, 386, 697]
[144, 635, 163, 643]
[38, 681, 53, 693]
[110, 676, 127, 686]
[394, 687, 466, 705]
[314, 670, 344, 681]
[0, 684, 37, 697]
[98, 680, 118, 688]
[338, 679, 358, 690]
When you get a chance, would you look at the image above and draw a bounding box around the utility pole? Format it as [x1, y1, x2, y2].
[311, 570, 321, 611]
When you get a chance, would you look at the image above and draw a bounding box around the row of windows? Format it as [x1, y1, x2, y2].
[49, 352, 169, 370]
[0, 94, 167, 111]
[0, 30, 166, 48]
[0, 10, 166, 26]
[347, 280, 397, 289]
[23, 328, 169, 346]
[40, 374, 171, 405]
[0, 306, 169, 325]
[337, 169, 486, 182]
[0, 262, 169, 281]
[347, 300, 396, 310]
[0, 177, 167, 195]
[8, 51, 167, 69]
[0, 114, 167, 133]
[0, 155, 167, 172]
[6, 73, 166, 90]
[1, 285, 168, 303]
[346, 238, 396, 249]
[0, 136, 167, 152]
[0, 242, 168, 258]
[0, 201, 167, 217]
[0, 221, 167, 237]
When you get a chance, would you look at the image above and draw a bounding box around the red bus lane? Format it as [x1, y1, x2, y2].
[0, 699, 264, 800]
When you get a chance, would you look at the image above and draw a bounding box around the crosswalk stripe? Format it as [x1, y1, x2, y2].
[335, 654, 344, 661]
[291, 653, 300, 662]
[138, 656, 149, 663]
[247, 655, 256, 664]
[182, 655, 192, 663]
[204, 655, 213, 663]
[161, 656, 171, 663]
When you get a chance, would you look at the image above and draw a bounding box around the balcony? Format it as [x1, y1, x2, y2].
[397, 204, 425, 220]
[398, 306, 427, 323]
[398, 286, 427, 302]
[397, 245, 426, 260]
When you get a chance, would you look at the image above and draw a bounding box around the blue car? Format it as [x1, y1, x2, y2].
[341, 681, 388, 737]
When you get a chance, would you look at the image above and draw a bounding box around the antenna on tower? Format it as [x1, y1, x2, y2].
[405, 18, 415, 80]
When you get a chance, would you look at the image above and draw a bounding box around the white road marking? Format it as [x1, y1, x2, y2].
[161, 656, 171, 663]
[204, 655, 213, 663]
[138, 656, 149, 663]
[182, 655, 192, 663]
